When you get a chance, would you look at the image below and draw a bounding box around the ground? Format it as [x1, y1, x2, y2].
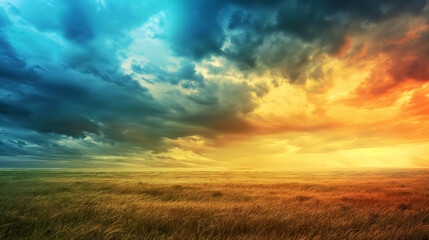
[0, 169, 428, 239]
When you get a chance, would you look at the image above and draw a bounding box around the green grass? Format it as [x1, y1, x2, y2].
[0, 170, 428, 239]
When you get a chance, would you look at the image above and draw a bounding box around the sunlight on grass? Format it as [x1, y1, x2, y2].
[0, 170, 428, 239]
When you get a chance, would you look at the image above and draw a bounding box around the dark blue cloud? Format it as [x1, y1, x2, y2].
[62, 0, 95, 43]
[158, 0, 427, 72]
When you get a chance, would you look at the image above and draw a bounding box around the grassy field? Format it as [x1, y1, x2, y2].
[0, 169, 428, 240]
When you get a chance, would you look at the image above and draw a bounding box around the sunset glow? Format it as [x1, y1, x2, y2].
[1, 0, 429, 169]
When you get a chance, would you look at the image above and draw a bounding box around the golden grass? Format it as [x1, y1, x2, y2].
[0, 169, 428, 239]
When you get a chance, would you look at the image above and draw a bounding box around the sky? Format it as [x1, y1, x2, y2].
[1, 0, 429, 169]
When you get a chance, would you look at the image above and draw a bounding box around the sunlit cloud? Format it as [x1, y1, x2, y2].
[1, 0, 429, 168]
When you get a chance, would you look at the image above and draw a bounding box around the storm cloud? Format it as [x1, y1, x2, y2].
[0, 0, 428, 168]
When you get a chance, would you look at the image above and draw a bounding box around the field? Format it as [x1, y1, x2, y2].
[0, 169, 428, 240]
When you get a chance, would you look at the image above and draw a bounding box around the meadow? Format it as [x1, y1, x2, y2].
[0, 169, 428, 239]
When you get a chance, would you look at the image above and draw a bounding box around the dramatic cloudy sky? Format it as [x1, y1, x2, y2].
[1, 0, 429, 169]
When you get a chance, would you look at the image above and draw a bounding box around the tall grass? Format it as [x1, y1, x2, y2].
[0, 170, 428, 239]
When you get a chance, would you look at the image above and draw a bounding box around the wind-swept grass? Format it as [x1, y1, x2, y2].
[0, 169, 428, 239]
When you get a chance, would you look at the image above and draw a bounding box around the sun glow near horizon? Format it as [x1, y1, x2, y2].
[1, 0, 429, 169]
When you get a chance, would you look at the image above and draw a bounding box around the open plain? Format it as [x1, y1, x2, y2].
[0, 169, 428, 240]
